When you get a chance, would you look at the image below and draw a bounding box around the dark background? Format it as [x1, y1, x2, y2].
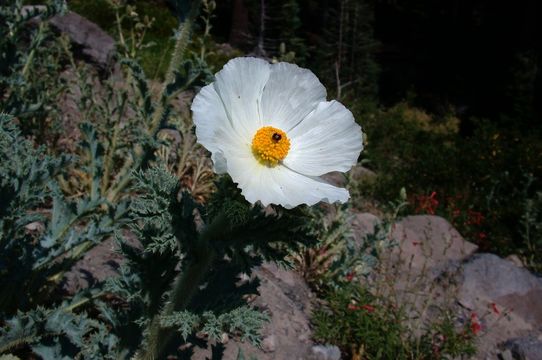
[210, 0, 541, 129]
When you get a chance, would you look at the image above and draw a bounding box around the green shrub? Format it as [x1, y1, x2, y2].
[313, 283, 476, 360]
[355, 100, 542, 269]
[359, 102, 461, 201]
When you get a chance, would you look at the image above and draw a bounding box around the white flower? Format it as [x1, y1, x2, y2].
[191, 57, 363, 209]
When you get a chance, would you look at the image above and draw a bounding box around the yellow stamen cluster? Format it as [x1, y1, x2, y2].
[251, 126, 290, 166]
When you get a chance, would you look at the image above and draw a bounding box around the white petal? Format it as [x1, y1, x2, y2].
[261, 62, 326, 132]
[213, 57, 271, 143]
[223, 146, 349, 208]
[283, 101, 363, 176]
[273, 168, 350, 208]
[192, 81, 253, 174]
[191, 83, 232, 153]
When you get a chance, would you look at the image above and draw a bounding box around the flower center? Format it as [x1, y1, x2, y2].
[251, 126, 290, 166]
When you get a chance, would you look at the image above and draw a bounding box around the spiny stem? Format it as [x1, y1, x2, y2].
[106, 0, 201, 203]
[136, 213, 228, 360]
[22, 23, 45, 79]
[141, 250, 216, 360]
[102, 93, 126, 192]
[149, 0, 202, 135]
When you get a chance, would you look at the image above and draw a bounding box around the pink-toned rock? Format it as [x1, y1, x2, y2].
[189, 262, 317, 360]
[502, 336, 542, 360]
[62, 232, 140, 294]
[455, 254, 542, 359]
[348, 213, 542, 360]
[321, 166, 376, 188]
[458, 254, 542, 326]
[348, 165, 376, 182]
[390, 215, 478, 272]
[24, 6, 116, 70]
[62, 238, 123, 294]
[320, 172, 347, 187]
[350, 212, 380, 244]
[49, 11, 116, 70]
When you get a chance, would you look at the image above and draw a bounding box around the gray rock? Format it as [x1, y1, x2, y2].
[455, 254, 542, 359]
[21, 5, 47, 18]
[49, 11, 115, 70]
[321, 171, 347, 188]
[350, 212, 380, 244]
[190, 262, 316, 359]
[321, 166, 376, 188]
[23, 6, 115, 70]
[62, 232, 140, 294]
[22, 5, 115, 70]
[62, 238, 124, 294]
[261, 335, 277, 353]
[348, 165, 376, 182]
[506, 254, 526, 268]
[310, 345, 342, 360]
[499, 349, 515, 360]
[458, 254, 542, 326]
[390, 215, 478, 273]
[502, 336, 542, 360]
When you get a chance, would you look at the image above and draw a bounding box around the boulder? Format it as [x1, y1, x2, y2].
[350, 212, 380, 244]
[310, 345, 341, 360]
[321, 166, 376, 189]
[23, 6, 116, 70]
[348, 165, 376, 183]
[501, 335, 542, 360]
[455, 254, 542, 359]
[49, 11, 115, 70]
[390, 215, 478, 274]
[189, 262, 324, 360]
[321, 171, 347, 188]
[458, 254, 542, 326]
[62, 238, 124, 294]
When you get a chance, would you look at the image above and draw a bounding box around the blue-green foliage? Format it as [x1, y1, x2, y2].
[160, 306, 268, 344]
[95, 167, 315, 357]
[303, 190, 407, 291]
[0, 1, 320, 358]
[0, 0, 67, 133]
[312, 282, 477, 359]
[0, 114, 69, 312]
[0, 115, 130, 357]
[0, 292, 118, 359]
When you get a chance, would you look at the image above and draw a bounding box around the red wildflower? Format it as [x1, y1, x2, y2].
[466, 210, 485, 226]
[414, 191, 439, 215]
[470, 322, 481, 335]
[348, 303, 375, 313]
[345, 272, 355, 282]
[491, 302, 500, 315]
[469, 313, 482, 335]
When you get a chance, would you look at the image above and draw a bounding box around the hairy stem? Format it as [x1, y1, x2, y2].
[102, 93, 126, 192]
[149, 0, 202, 136]
[22, 23, 45, 79]
[136, 213, 227, 359]
[106, 1, 201, 204]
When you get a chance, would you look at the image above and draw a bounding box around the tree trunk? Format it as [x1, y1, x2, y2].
[229, 0, 249, 48]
